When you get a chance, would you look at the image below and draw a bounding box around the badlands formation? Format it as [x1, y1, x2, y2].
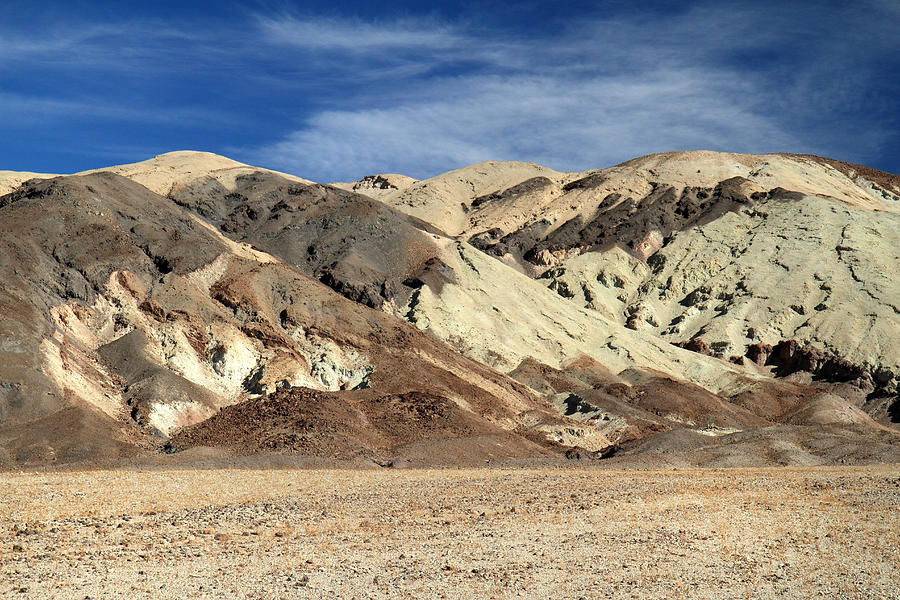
[0, 150, 898, 468]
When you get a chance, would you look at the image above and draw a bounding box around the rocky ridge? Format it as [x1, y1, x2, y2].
[0, 150, 897, 468]
[351, 151, 898, 416]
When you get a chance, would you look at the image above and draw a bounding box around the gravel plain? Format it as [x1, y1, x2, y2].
[2, 466, 899, 599]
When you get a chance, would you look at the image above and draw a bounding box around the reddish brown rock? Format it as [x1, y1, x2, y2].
[765, 340, 873, 391]
[674, 338, 714, 356]
[746, 343, 773, 365]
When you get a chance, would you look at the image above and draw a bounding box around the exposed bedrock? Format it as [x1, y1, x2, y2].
[0, 149, 897, 467]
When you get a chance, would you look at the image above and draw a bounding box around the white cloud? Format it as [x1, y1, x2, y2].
[257, 15, 465, 52]
[247, 2, 900, 180]
[252, 14, 533, 78]
[0, 2, 895, 176]
[252, 71, 799, 181]
[4, 25, 131, 62]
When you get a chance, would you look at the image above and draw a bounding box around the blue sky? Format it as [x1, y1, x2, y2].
[1, 0, 898, 181]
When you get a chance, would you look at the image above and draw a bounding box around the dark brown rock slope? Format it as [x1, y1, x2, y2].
[0, 172, 573, 467]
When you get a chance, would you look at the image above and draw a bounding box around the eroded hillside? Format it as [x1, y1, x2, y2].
[0, 150, 897, 468]
[351, 151, 898, 408]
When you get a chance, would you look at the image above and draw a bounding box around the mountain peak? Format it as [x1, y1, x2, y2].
[76, 151, 313, 196]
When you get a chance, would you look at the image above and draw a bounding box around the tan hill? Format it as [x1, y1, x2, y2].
[0, 150, 897, 468]
[0, 169, 57, 195]
[360, 160, 573, 236]
[78, 150, 315, 196]
[330, 173, 418, 199]
[0, 151, 313, 198]
[0, 168, 597, 467]
[349, 151, 898, 414]
[363, 151, 897, 244]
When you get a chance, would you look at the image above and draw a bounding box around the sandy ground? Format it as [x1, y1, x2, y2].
[2, 466, 898, 599]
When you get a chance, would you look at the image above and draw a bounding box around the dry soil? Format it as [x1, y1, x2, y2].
[2, 466, 898, 599]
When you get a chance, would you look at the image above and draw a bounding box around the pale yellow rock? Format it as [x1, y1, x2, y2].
[375, 160, 576, 236]
[399, 238, 748, 394]
[371, 151, 898, 248]
[330, 173, 418, 199]
[0, 170, 56, 195]
[382, 150, 899, 393]
[543, 195, 900, 386]
[79, 150, 314, 196]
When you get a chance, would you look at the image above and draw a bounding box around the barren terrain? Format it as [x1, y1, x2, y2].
[3, 466, 898, 599]
[2, 150, 897, 469]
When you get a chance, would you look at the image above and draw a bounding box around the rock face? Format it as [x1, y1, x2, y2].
[767, 340, 873, 389]
[537, 191, 899, 399]
[357, 151, 898, 418]
[0, 160, 628, 467]
[169, 171, 445, 309]
[0, 149, 897, 468]
[329, 173, 418, 199]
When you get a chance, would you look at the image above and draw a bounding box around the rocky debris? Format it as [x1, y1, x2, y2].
[317, 269, 390, 309]
[746, 343, 774, 365]
[5, 467, 899, 599]
[624, 302, 661, 330]
[354, 175, 403, 191]
[674, 338, 714, 356]
[168, 386, 559, 465]
[527, 247, 588, 267]
[632, 230, 664, 261]
[467, 227, 506, 254]
[329, 173, 418, 199]
[765, 340, 874, 391]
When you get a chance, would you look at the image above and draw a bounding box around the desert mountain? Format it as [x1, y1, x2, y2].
[354, 151, 898, 398]
[330, 173, 418, 199]
[80, 150, 315, 196]
[0, 150, 897, 468]
[0, 170, 57, 196]
[0, 151, 312, 198]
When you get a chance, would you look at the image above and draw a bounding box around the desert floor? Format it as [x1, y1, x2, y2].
[2, 465, 898, 599]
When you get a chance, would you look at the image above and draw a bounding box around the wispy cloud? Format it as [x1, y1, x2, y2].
[253, 13, 532, 81]
[257, 15, 465, 52]
[0, 2, 896, 177]
[248, 2, 900, 180]
[254, 71, 799, 181]
[0, 22, 216, 71]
